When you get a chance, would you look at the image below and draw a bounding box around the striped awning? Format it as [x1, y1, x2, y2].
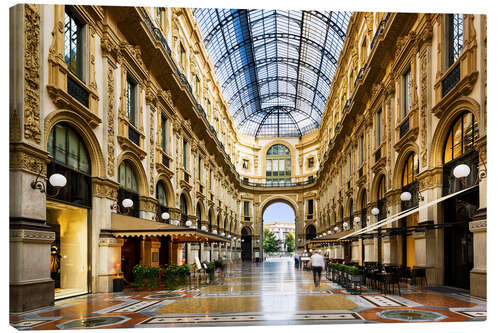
[110, 213, 229, 242]
[307, 230, 353, 245]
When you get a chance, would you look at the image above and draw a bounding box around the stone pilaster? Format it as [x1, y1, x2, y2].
[469, 209, 486, 298]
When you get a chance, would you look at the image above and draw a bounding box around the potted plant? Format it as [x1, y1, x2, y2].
[145, 266, 161, 290]
[132, 264, 147, 289]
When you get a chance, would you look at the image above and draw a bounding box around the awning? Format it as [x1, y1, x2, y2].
[110, 213, 230, 242]
[307, 230, 353, 245]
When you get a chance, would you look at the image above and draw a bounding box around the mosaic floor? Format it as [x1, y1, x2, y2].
[10, 259, 486, 329]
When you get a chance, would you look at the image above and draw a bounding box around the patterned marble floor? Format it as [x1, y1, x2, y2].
[10, 259, 486, 329]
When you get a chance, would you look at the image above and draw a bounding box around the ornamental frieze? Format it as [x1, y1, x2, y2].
[23, 4, 41, 144]
[107, 65, 116, 177]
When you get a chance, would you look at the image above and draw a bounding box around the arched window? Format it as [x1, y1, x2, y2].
[305, 224, 316, 241]
[47, 123, 91, 207]
[196, 203, 202, 229]
[119, 162, 138, 193]
[118, 161, 139, 217]
[180, 194, 187, 214]
[339, 205, 344, 227]
[266, 144, 291, 185]
[349, 199, 354, 229]
[156, 182, 168, 207]
[377, 175, 386, 220]
[208, 210, 213, 232]
[402, 152, 418, 187]
[442, 111, 479, 195]
[361, 190, 367, 228]
[377, 175, 386, 201]
[402, 153, 419, 210]
[443, 111, 478, 164]
[48, 123, 90, 174]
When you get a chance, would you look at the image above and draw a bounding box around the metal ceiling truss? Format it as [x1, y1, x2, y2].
[193, 8, 351, 137]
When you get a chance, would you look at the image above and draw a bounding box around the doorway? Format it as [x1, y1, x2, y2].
[46, 201, 89, 299]
[121, 237, 141, 283]
[241, 227, 252, 261]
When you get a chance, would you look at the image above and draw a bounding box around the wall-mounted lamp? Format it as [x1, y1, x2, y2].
[371, 207, 380, 216]
[342, 222, 348, 230]
[161, 212, 170, 221]
[31, 163, 67, 197]
[353, 216, 361, 224]
[201, 225, 207, 231]
[334, 226, 339, 232]
[212, 229, 218, 234]
[186, 220, 193, 227]
[400, 190, 424, 202]
[111, 198, 133, 214]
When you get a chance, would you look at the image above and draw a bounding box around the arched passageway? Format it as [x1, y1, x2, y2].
[241, 227, 252, 261]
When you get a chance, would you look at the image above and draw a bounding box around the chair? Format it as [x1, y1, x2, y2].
[383, 272, 401, 295]
[412, 267, 427, 287]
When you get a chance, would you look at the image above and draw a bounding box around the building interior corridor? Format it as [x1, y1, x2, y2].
[9, 2, 487, 329]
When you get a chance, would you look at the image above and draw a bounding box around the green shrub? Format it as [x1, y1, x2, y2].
[145, 266, 161, 290]
[132, 264, 147, 288]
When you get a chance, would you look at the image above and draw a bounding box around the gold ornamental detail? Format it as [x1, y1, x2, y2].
[23, 4, 41, 144]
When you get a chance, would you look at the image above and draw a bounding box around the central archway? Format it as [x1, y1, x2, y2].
[260, 196, 298, 259]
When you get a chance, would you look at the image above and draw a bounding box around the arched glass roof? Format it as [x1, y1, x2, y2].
[193, 9, 351, 137]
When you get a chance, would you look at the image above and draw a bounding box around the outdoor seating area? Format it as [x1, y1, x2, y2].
[326, 261, 428, 295]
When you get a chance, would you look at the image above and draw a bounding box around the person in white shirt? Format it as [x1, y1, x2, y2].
[310, 250, 325, 287]
[293, 253, 300, 268]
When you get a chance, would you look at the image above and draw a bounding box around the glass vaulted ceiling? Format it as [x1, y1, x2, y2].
[193, 9, 351, 137]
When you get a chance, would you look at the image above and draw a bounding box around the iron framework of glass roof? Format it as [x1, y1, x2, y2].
[193, 9, 351, 137]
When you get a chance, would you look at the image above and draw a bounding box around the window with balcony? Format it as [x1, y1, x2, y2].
[179, 43, 186, 71]
[244, 201, 250, 217]
[360, 134, 364, 164]
[308, 157, 314, 168]
[376, 108, 382, 147]
[64, 8, 84, 80]
[183, 138, 188, 170]
[402, 68, 411, 117]
[446, 14, 464, 68]
[156, 7, 165, 27]
[160, 115, 168, 153]
[266, 144, 291, 185]
[126, 75, 137, 126]
[307, 199, 314, 216]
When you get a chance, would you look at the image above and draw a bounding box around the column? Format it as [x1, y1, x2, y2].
[469, 138, 486, 297]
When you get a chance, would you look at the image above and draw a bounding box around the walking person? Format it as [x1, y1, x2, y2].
[293, 252, 300, 269]
[310, 250, 325, 288]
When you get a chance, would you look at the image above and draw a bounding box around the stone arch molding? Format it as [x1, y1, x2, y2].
[44, 109, 105, 178]
[429, 96, 480, 169]
[155, 174, 175, 208]
[260, 194, 299, 217]
[116, 151, 149, 196]
[392, 143, 419, 189]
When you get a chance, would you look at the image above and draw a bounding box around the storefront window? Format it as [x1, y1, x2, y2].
[47, 203, 88, 299]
